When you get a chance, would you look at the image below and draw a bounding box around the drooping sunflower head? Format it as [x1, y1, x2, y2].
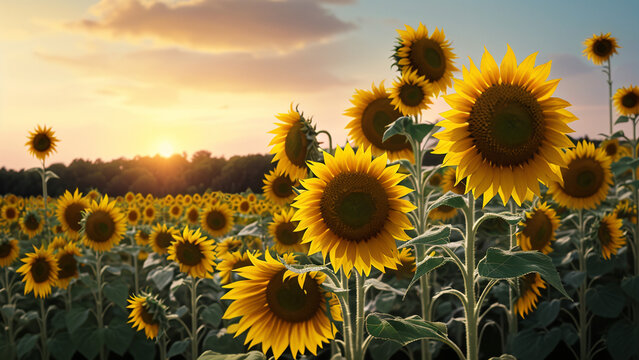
[55, 242, 81, 289]
[1, 204, 19, 223]
[388, 248, 416, 279]
[547, 141, 612, 210]
[394, 23, 458, 95]
[167, 226, 216, 278]
[517, 202, 559, 254]
[614, 199, 637, 224]
[80, 196, 126, 252]
[613, 85, 639, 116]
[269, 104, 320, 181]
[428, 205, 458, 222]
[185, 205, 200, 225]
[0, 239, 20, 267]
[200, 203, 234, 238]
[292, 145, 416, 276]
[56, 189, 90, 239]
[26, 125, 59, 161]
[514, 273, 546, 318]
[126, 207, 141, 226]
[149, 223, 179, 255]
[390, 69, 435, 116]
[127, 293, 168, 339]
[583, 33, 620, 66]
[217, 250, 260, 285]
[263, 170, 298, 206]
[17, 246, 59, 298]
[441, 167, 466, 195]
[434, 45, 577, 206]
[269, 208, 308, 254]
[222, 252, 342, 359]
[596, 213, 625, 260]
[345, 81, 413, 162]
[599, 138, 630, 162]
[20, 210, 43, 239]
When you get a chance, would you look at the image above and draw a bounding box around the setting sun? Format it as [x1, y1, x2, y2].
[157, 141, 174, 157]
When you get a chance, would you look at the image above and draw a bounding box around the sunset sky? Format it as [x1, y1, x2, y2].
[1, 0, 638, 170]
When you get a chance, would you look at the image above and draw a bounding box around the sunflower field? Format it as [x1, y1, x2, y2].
[2, 24, 639, 360]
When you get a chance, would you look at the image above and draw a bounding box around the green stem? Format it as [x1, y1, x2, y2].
[39, 298, 49, 360]
[65, 283, 73, 311]
[339, 271, 353, 360]
[463, 194, 478, 360]
[40, 160, 49, 246]
[507, 201, 518, 339]
[134, 252, 140, 294]
[159, 333, 168, 360]
[354, 273, 366, 360]
[95, 252, 106, 360]
[317, 130, 334, 155]
[3, 267, 12, 305]
[190, 277, 199, 360]
[576, 209, 588, 360]
[606, 60, 613, 136]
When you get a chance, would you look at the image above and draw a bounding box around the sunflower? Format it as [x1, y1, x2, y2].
[86, 189, 101, 202]
[26, 125, 59, 161]
[217, 250, 260, 285]
[222, 252, 342, 359]
[168, 203, 183, 219]
[56, 189, 90, 239]
[597, 213, 625, 260]
[613, 85, 639, 116]
[17, 246, 59, 298]
[292, 145, 415, 276]
[47, 236, 68, 253]
[55, 242, 81, 289]
[547, 141, 612, 210]
[167, 226, 216, 278]
[237, 199, 252, 215]
[192, 194, 202, 204]
[344, 81, 413, 162]
[135, 228, 151, 246]
[183, 194, 193, 206]
[433, 45, 576, 206]
[614, 199, 637, 224]
[263, 170, 297, 206]
[389, 248, 416, 279]
[1, 204, 19, 223]
[127, 293, 167, 339]
[269, 104, 319, 181]
[517, 202, 559, 254]
[20, 211, 43, 239]
[583, 33, 620, 66]
[428, 172, 443, 188]
[428, 205, 458, 221]
[125, 192, 136, 203]
[80, 196, 126, 252]
[514, 273, 546, 318]
[200, 203, 234, 237]
[143, 205, 156, 223]
[599, 138, 630, 162]
[269, 209, 308, 254]
[149, 223, 179, 255]
[185, 205, 200, 225]
[440, 167, 466, 195]
[216, 237, 243, 257]
[126, 207, 141, 226]
[0, 239, 20, 267]
[138, 250, 149, 261]
[390, 69, 435, 116]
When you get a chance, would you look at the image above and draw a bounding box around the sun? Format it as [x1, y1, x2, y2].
[157, 141, 174, 157]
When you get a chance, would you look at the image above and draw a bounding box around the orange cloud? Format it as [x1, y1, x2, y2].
[68, 0, 355, 53]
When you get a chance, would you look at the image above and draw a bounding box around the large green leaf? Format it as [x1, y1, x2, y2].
[607, 320, 639, 360]
[75, 328, 103, 360]
[586, 284, 626, 318]
[167, 339, 190, 358]
[474, 212, 522, 231]
[104, 281, 129, 309]
[427, 193, 466, 214]
[16, 333, 39, 359]
[532, 300, 560, 328]
[365, 313, 449, 346]
[128, 333, 156, 360]
[364, 278, 405, 295]
[510, 328, 561, 360]
[201, 303, 223, 327]
[49, 331, 76, 360]
[477, 248, 569, 298]
[104, 319, 136, 356]
[405, 256, 449, 295]
[382, 116, 411, 142]
[147, 266, 175, 291]
[621, 276, 639, 301]
[398, 226, 451, 249]
[65, 307, 90, 334]
[198, 350, 266, 360]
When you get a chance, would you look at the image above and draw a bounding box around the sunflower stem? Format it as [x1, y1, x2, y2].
[606, 60, 613, 136]
[133, 251, 140, 294]
[190, 276, 199, 360]
[463, 194, 478, 360]
[576, 209, 589, 360]
[159, 333, 168, 360]
[339, 271, 354, 360]
[38, 298, 49, 360]
[40, 160, 49, 247]
[631, 115, 639, 324]
[95, 251, 106, 360]
[354, 272, 366, 360]
[506, 201, 518, 339]
[317, 130, 334, 155]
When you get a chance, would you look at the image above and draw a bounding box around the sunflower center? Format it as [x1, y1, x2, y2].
[140, 306, 157, 325]
[145, 208, 154, 218]
[362, 98, 411, 151]
[206, 210, 226, 230]
[57, 253, 78, 279]
[24, 214, 40, 230]
[176, 242, 203, 266]
[598, 221, 612, 246]
[128, 210, 139, 222]
[523, 211, 552, 251]
[266, 270, 322, 323]
[139, 230, 150, 242]
[519, 273, 537, 293]
[622, 92, 638, 109]
[0, 243, 12, 258]
[272, 176, 294, 198]
[436, 205, 454, 213]
[275, 221, 302, 246]
[468, 84, 544, 166]
[171, 206, 180, 215]
[188, 209, 199, 222]
[31, 258, 51, 283]
[85, 210, 115, 243]
[284, 123, 309, 167]
[155, 232, 174, 250]
[33, 133, 52, 152]
[605, 143, 618, 157]
[593, 39, 613, 57]
[409, 38, 445, 81]
[240, 201, 250, 212]
[320, 172, 389, 242]
[232, 258, 252, 270]
[63, 203, 84, 232]
[399, 84, 425, 107]
[561, 157, 604, 198]
[5, 207, 16, 219]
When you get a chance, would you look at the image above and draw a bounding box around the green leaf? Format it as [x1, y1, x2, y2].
[533, 300, 560, 328]
[128, 332, 156, 360]
[382, 116, 412, 142]
[399, 226, 451, 249]
[148, 266, 175, 291]
[201, 303, 223, 327]
[368, 340, 403, 360]
[104, 281, 129, 309]
[586, 284, 626, 318]
[202, 330, 245, 354]
[559, 323, 578, 346]
[365, 313, 449, 346]
[510, 328, 561, 360]
[488, 355, 517, 360]
[622, 276, 639, 301]
[364, 278, 405, 296]
[427, 193, 466, 213]
[76, 328, 104, 360]
[616, 115, 630, 124]
[16, 333, 39, 359]
[563, 271, 586, 289]
[168, 339, 190, 358]
[374, 292, 396, 313]
[65, 307, 90, 334]
[49, 331, 76, 360]
[586, 252, 615, 278]
[475, 212, 522, 231]
[237, 221, 263, 237]
[406, 123, 435, 143]
[104, 319, 136, 356]
[198, 350, 267, 360]
[607, 320, 639, 360]
[405, 256, 449, 296]
[477, 248, 570, 298]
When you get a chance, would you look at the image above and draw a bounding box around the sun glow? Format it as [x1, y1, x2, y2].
[157, 141, 174, 158]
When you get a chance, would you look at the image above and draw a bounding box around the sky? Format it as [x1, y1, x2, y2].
[1, 0, 638, 170]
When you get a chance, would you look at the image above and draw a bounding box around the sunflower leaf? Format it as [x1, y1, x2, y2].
[427, 193, 466, 213]
[382, 116, 413, 143]
[607, 320, 639, 360]
[65, 307, 90, 334]
[167, 339, 190, 358]
[365, 313, 449, 346]
[404, 256, 450, 298]
[586, 283, 626, 318]
[365, 278, 405, 296]
[406, 123, 436, 143]
[16, 333, 39, 359]
[616, 115, 630, 124]
[197, 350, 267, 360]
[399, 226, 451, 249]
[237, 221, 263, 237]
[201, 303, 223, 327]
[621, 276, 639, 301]
[474, 212, 522, 232]
[477, 248, 570, 299]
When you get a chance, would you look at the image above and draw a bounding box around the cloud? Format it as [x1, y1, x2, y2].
[68, 0, 355, 53]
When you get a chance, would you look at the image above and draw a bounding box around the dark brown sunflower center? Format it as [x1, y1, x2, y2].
[145, 208, 155, 217]
[128, 210, 139, 222]
[206, 210, 226, 230]
[57, 253, 78, 279]
[598, 221, 612, 246]
[176, 242, 203, 266]
[266, 269, 322, 323]
[155, 232, 174, 250]
[4, 207, 16, 219]
[139, 231, 150, 242]
[605, 143, 618, 157]
[593, 39, 613, 57]
[622, 92, 638, 109]
[429, 174, 442, 187]
[64, 203, 85, 232]
[187, 209, 199, 222]
[24, 214, 40, 230]
[31, 258, 51, 283]
[33, 133, 52, 152]
[436, 205, 455, 213]
[320, 172, 389, 242]
[232, 258, 252, 270]
[272, 176, 294, 198]
[275, 221, 302, 246]
[140, 306, 157, 325]
[561, 157, 605, 198]
[468, 84, 544, 166]
[361, 98, 411, 151]
[0, 243, 12, 258]
[519, 273, 537, 293]
[240, 201, 250, 212]
[399, 84, 425, 107]
[523, 211, 552, 251]
[409, 38, 445, 82]
[285, 123, 309, 167]
[85, 210, 115, 243]
[171, 206, 180, 215]
[126, 194, 134, 202]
